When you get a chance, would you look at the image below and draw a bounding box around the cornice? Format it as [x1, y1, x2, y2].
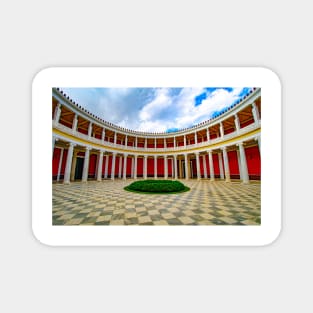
[53, 87, 260, 138]
[53, 122, 260, 156]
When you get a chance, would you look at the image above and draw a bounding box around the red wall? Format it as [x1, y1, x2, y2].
[213, 154, 220, 175]
[228, 150, 240, 175]
[245, 146, 261, 177]
[127, 157, 132, 176]
[240, 119, 254, 128]
[157, 158, 164, 176]
[88, 154, 97, 176]
[107, 155, 112, 176]
[78, 127, 88, 135]
[137, 157, 143, 176]
[59, 119, 72, 128]
[61, 150, 68, 175]
[224, 127, 235, 135]
[52, 148, 62, 176]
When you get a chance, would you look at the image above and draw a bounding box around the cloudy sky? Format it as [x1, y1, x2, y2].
[62, 87, 252, 132]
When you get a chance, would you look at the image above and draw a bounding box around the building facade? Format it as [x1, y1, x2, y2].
[52, 88, 261, 184]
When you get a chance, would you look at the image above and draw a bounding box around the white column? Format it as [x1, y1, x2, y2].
[143, 155, 148, 179]
[234, 114, 240, 132]
[64, 143, 75, 184]
[54, 103, 61, 123]
[184, 135, 186, 147]
[145, 138, 147, 149]
[118, 156, 122, 178]
[174, 155, 178, 179]
[252, 102, 260, 125]
[111, 153, 116, 180]
[134, 155, 138, 179]
[195, 152, 200, 180]
[202, 155, 207, 179]
[70, 152, 77, 181]
[195, 132, 198, 144]
[154, 155, 158, 179]
[88, 122, 92, 137]
[256, 135, 261, 154]
[72, 114, 78, 132]
[104, 155, 109, 178]
[123, 153, 128, 180]
[218, 152, 224, 179]
[174, 137, 176, 147]
[102, 128, 105, 142]
[220, 122, 224, 138]
[222, 147, 230, 182]
[184, 154, 188, 180]
[125, 136, 128, 147]
[207, 128, 210, 142]
[154, 138, 156, 149]
[57, 148, 64, 182]
[238, 142, 249, 183]
[131, 157, 135, 178]
[97, 150, 104, 181]
[208, 150, 215, 181]
[135, 137, 138, 148]
[82, 147, 90, 183]
[236, 150, 242, 180]
[164, 155, 168, 179]
[164, 138, 167, 148]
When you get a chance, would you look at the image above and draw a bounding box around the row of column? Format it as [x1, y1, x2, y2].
[57, 135, 260, 184]
[54, 101, 260, 149]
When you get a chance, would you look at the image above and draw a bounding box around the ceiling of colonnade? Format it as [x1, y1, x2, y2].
[60, 87, 255, 133]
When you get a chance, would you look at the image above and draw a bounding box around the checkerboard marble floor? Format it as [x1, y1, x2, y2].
[53, 180, 261, 226]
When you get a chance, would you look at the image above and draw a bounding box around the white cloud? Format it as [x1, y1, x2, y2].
[62, 87, 248, 132]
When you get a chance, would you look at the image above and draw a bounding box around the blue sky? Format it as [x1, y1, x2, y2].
[61, 87, 252, 132]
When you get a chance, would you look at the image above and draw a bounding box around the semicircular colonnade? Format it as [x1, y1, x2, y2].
[52, 88, 261, 184]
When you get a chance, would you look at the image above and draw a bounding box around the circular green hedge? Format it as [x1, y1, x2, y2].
[124, 180, 190, 194]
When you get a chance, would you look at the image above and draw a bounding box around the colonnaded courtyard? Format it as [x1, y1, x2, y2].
[52, 180, 261, 226]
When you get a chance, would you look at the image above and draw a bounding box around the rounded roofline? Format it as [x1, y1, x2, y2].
[53, 87, 260, 136]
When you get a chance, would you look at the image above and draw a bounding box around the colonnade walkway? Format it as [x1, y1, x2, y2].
[53, 180, 261, 226]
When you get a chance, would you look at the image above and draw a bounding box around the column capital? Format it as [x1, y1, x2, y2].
[68, 142, 76, 148]
[124, 153, 128, 157]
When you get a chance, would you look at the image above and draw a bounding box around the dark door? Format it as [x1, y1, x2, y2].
[75, 157, 84, 180]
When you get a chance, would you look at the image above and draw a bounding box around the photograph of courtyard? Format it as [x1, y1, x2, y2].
[52, 87, 261, 226]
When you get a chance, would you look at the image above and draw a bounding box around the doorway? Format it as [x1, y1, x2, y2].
[75, 157, 84, 180]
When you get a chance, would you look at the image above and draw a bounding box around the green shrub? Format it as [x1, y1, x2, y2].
[124, 180, 190, 194]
